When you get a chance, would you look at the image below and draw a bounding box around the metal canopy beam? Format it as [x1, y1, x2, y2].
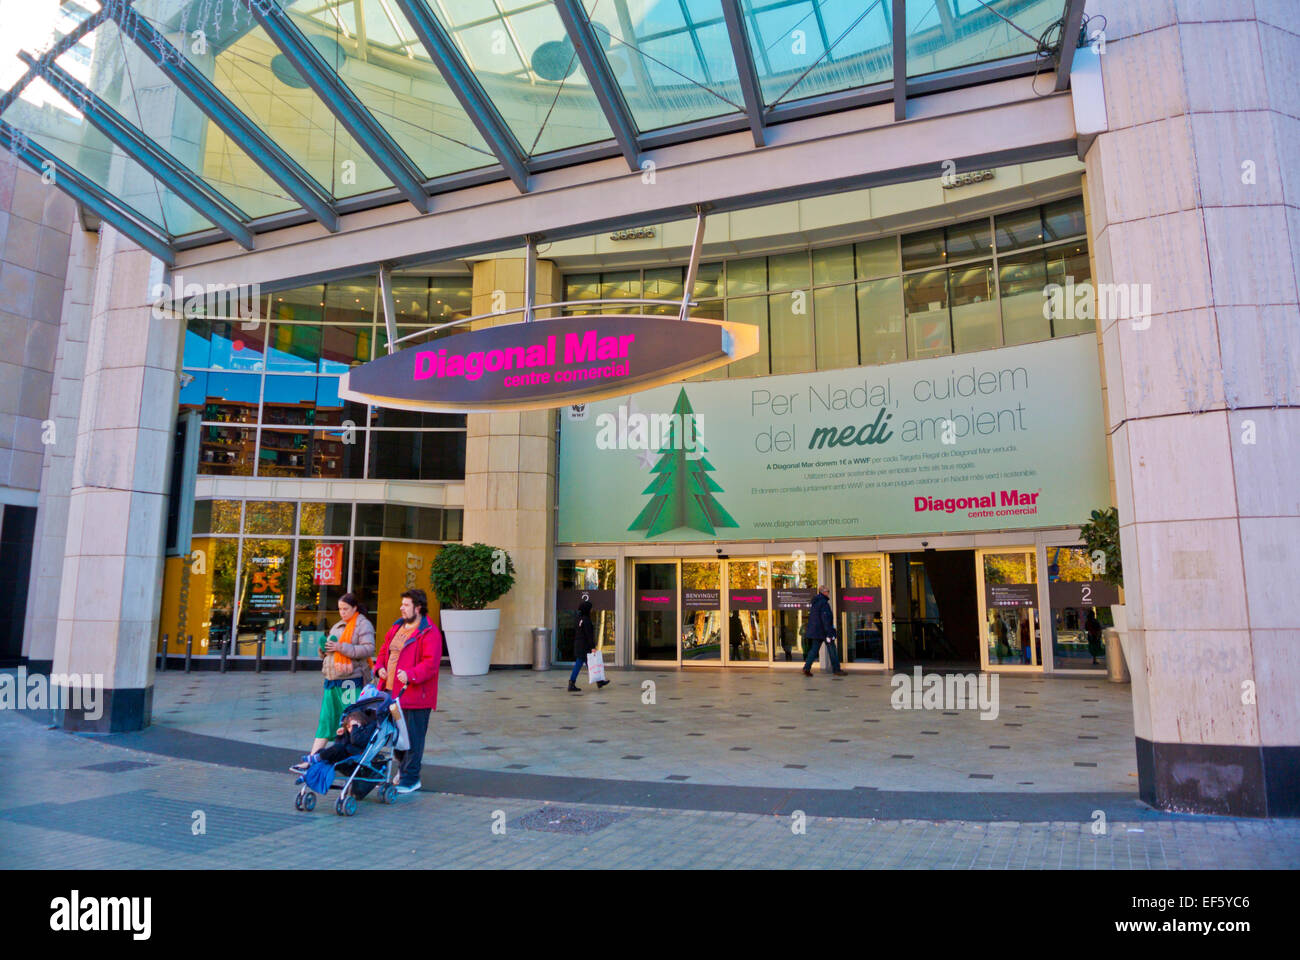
[106, 0, 340, 233]
[720, 0, 766, 148]
[241, 0, 430, 212]
[393, 0, 530, 192]
[1054, 0, 1087, 92]
[554, 0, 640, 172]
[22, 53, 256, 251]
[0, 121, 175, 265]
[892, 0, 906, 121]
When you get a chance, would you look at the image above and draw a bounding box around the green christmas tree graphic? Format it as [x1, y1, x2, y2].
[629, 388, 738, 538]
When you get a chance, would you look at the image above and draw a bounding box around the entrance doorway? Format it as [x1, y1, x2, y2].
[887, 550, 980, 669]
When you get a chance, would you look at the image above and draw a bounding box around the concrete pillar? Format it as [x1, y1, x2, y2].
[52, 226, 182, 730]
[1084, 1, 1300, 815]
[22, 224, 98, 673]
[461, 258, 560, 665]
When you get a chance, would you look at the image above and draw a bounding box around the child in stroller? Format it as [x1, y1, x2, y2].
[294, 689, 403, 816]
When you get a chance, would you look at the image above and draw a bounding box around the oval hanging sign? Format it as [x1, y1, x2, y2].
[338, 314, 759, 413]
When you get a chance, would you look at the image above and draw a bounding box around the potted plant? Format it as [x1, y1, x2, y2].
[430, 543, 516, 676]
[1078, 506, 1128, 670]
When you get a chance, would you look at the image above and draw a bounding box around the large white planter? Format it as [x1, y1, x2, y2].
[441, 608, 500, 676]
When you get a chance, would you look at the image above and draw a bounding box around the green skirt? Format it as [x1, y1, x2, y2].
[315, 679, 361, 739]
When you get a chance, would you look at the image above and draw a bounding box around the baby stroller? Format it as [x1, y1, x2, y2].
[294, 692, 402, 816]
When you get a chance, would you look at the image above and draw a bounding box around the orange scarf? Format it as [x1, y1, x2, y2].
[331, 614, 357, 673]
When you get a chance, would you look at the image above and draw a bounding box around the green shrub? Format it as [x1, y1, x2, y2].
[1078, 507, 1123, 588]
[430, 542, 516, 610]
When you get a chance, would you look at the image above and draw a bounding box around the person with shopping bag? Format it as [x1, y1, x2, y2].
[567, 599, 609, 692]
[374, 588, 442, 794]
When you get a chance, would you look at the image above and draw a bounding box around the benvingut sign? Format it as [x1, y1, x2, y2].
[340, 315, 760, 413]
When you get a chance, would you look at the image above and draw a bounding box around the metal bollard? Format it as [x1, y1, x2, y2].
[160, 634, 168, 672]
[219, 635, 228, 673]
[290, 630, 299, 674]
[185, 634, 194, 673]
[1104, 628, 1129, 683]
[255, 636, 264, 674]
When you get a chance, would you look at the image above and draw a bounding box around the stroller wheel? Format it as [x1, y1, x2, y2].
[381, 784, 398, 805]
[302, 792, 316, 812]
[342, 795, 358, 817]
[294, 793, 303, 811]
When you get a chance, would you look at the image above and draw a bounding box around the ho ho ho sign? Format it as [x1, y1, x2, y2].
[338, 314, 759, 413]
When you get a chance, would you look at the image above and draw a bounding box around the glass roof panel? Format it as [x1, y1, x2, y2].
[131, 0, 394, 200]
[581, 0, 744, 133]
[741, 0, 892, 108]
[425, 0, 613, 156]
[1, 73, 214, 235]
[281, 0, 498, 179]
[53, 18, 300, 220]
[907, 0, 1062, 78]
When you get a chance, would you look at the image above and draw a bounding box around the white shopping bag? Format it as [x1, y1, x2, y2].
[586, 650, 606, 684]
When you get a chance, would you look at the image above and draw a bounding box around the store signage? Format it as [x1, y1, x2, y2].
[556, 589, 615, 611]
[837, 589, 883, 613]
[682, 589, 721, 611]
[313, 543, 343, 586]
[558, 336, 1110, 543]
[339, 315, 759, 413]
[773, 588, 816, 609]
[728, 590, 768, 610]
[1048, 580, 1119, 608]
[985, 583, 1039, 608]
[635, 590, 675, 611]
[249, 557, 284, 609]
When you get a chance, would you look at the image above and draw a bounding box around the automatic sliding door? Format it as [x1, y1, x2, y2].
[681, 561, 722, 662]
[837, 555, 887, 664]
[980, 550, 1040, 667]
[772, 558, 816, 663]
[634, 562, 678, 662]
[726, 560, 770, 663]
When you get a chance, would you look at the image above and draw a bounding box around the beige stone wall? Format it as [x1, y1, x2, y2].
[459, 259, 561, 664]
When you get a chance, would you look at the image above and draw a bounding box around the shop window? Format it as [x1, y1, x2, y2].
[901, 227, 946, 270]
[949, 262, 1000, 353]
[999, 249, 1051, 345]
[945, 218, 992, 262]
[903, 270, 951, 358]
[244, 501, 295, 535]
[767, 251, 810, 293]
[693, 262, 723, 299]
[723, 296, 770, 378]
[1042, 196, 1086, 243]
[192, 499, 242, 535]
[1045, 242, 1094, 337]
[298, 503, 352, 537]
[813, 244, 855, 286]
[726, 257, 767, 297]
[856, 236, 899, 279]
[295, 539, 349, 654]
[555, 559, 617, 662]
[814, 285, 858, 371]
[857, 277, 905, 365]
[236, 538, 292, 655]
[769, 291, 814, 375]
[995, 206, 1043, 252]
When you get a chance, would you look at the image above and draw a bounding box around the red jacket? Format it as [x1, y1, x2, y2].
[374, 617, 443, 710]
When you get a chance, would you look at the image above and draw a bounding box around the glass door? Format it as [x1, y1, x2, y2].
[836, 555, 888, 666]
[725, 560, 770, 663]
[681, 560, 723, 663]
[1046, 545, 1120, 670]
[634, 562, 678, 663]
[771, 557, 817, 664]
[978, 549, 1040, 669]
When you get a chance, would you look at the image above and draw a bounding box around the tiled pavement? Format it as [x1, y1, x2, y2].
[4, 667, 1300, 869]
[147, 668, 1138, 792]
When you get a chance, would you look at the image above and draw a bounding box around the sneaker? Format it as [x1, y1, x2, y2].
[396, 781, 422, 795]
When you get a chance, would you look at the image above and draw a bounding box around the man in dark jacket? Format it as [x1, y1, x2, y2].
[568, 600, 609, 692]
[803, 585, 846, 676]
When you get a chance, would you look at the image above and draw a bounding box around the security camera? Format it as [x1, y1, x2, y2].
[921, 540, 928, 547]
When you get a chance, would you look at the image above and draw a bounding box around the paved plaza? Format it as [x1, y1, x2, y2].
[3, 667, 1299, 869]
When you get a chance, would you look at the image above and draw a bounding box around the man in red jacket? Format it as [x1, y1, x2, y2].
[375, 588, 443, 794]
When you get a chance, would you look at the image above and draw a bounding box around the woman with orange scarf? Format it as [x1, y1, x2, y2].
[291, 593, 376, 773]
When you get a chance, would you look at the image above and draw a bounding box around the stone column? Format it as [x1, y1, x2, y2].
[23, 224, 98, 672]
[460, 258, 560, 666]
[52, 226, 183, 730]
[1083, 1, 1300, 815]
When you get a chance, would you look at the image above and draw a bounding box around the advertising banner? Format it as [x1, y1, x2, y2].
[313, 543, 344, 586]
[558, 335, 1109, 543]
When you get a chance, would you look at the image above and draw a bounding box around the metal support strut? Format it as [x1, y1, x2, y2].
[680, 206, 707, 321]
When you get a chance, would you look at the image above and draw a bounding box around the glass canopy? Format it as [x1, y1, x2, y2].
[0, 0, 1076, 255]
